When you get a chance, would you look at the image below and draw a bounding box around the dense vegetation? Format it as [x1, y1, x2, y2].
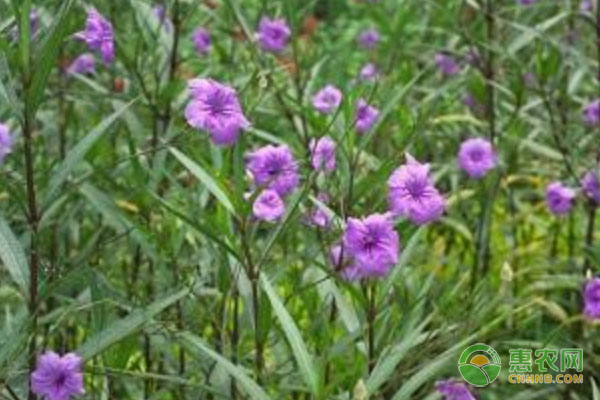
[1, 0, 600, 399]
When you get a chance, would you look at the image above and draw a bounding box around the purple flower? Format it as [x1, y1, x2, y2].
[583, 100, 600, 126]
[257, 17, 291, 53]
[457, 138, 497, 179]
[306, 193, 332, 228]
[546, 182, 576, 216]
[584, 278, 600, 319]
[246, 144, 299, 196]
[253, 189, 285, 221]
[0, 123, 13, 163]
[75, 8, 115, 64]
[359, 63, 379, 81]
[463, 92, 477, 111]
[435, 52, 460, 76]
[152, 5, 173, 32]
[31, 351, 84, 400]
[387, 154, 445, 225]
[192, 27, 211, 54]
[330, 244, 363, 281]
[581, 0, 593, 12]
[184, 78, 250, 146]
[67, 53, 95, 75]
[581, 170, 600, 205]
[435, 380, 476, 400]
[342, 213, 400, 278]
[518, 0, 538, 4]
[357, 28, 380, 49]
[312, 85, 342, 114]
[355, 98, 380, 134]
[310, 136, 336, 172]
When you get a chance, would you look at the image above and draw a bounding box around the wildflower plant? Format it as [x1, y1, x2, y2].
[0, 0, 599, 399]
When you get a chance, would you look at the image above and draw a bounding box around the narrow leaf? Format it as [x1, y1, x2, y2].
[179, 332, 273, 400]
[0, 215, 29, 295]
[261, 275, 321, 396]
[45, 100, 136, 204]
[169, 147, 235, 214]
[77, 288, 189, 360]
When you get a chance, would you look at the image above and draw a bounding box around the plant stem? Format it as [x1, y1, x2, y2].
[484, 0, 496, 143]
[231, 285, 239, 399]
[367, 283, 377, 373]
[583, 206, 596, 272]
[240, 221, 263, 382]
[24, 100, 40, 400]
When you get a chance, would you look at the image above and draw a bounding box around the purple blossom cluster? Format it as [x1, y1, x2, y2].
[584, 278, 600, 319]
[357, 27, 380, 49]
[310, 136, 336, 172]
[435, 52, 460, 76]
[457, 138, 497, 179]
[193, 27, 211, 54]
[75, 8, 115, 64]
[312, 85, 343, 114]
[334, 213, 399, 280]
[258, 17, 291, 53]
[0, 123, 13, 163]
[184, 78, 250, 146]
[388, 154, 446, 225]
[546, 182, 576, 216]
[435, 380, 476, 400]
[31, 351, 84, 400]
[67, 53, 95, 76]
[246, 145, 300, 221]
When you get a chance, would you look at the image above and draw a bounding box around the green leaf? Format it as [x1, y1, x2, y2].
[381, 227, 425, 299]
[178, 332, 273, 400]
[27, 0, 76, 115]
[593, 378, 600, 400]
[79, 183, 157, 260]
[77, 287, 189, 360]
[261, 275, 321, 397]
[366, 319, 430, 394]
[45, 100, 136, 205]
[169, 147, 236, 214]
[0, 54, 20, 119]
[0, 215, 29, 295]
[150, 192, 242, 262]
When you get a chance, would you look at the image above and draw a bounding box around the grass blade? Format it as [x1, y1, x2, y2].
[261, 275, 321, 397]
[77, 287, 190, 360]
[179, 332, 273, 400]
[45, 99, 136, 205]
[169, 147, 235, 214]
[0, 215, 29, 295]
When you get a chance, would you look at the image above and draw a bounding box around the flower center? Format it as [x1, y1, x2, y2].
[469, 149, 484, 162]
[405, 177, 427, 199]
[205, 91, 233, 117]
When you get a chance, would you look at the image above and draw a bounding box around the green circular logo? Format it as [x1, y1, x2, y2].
[458, 343, 501, 387]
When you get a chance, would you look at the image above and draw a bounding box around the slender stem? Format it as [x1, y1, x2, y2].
[230, 286, 239, 399]
[583, 206, 596, 272]
[323, 299, 337, 385]
[23, 65, 40, 400]
[484, 0, 496, 143]
[240, 220, 263, 382]
[367, 283, 377, 373]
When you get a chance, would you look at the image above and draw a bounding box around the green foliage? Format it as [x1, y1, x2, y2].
[0, 0, 598, 399]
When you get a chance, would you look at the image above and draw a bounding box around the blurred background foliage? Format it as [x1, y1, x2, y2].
[0, 0, 599, 399]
